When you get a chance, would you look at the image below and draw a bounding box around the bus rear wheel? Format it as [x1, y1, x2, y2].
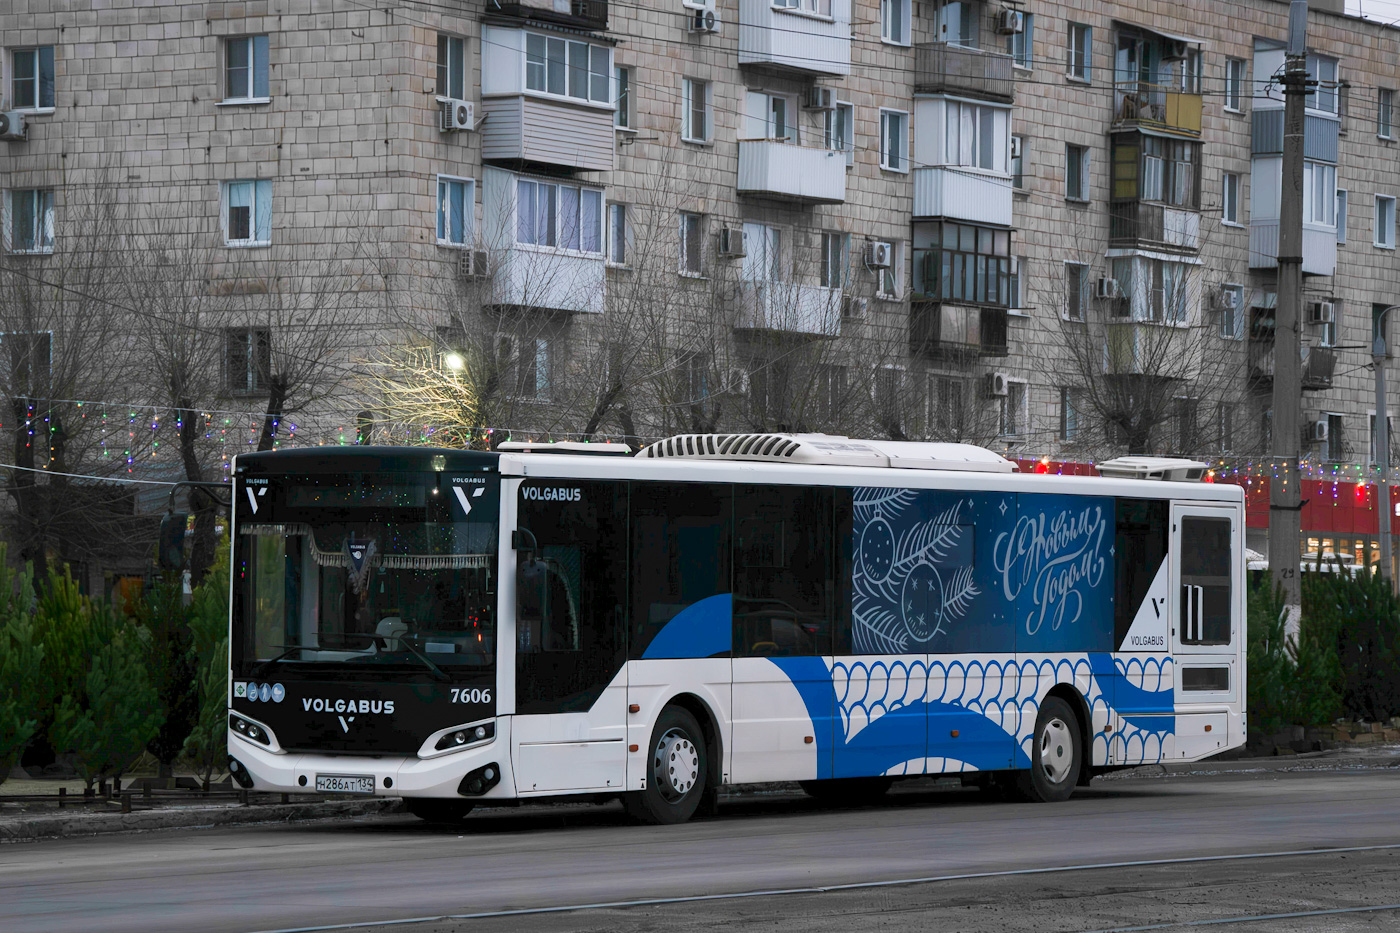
[1016, 696, 1082, 803]
[798, 777, 893, 805]
[404, 798, 475, 823]
[624, 706, 710, 825]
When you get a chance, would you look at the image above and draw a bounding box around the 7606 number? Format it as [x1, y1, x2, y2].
[450, 687, 492, 704]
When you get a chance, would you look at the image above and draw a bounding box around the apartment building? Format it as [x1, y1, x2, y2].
[3, 0, 1400, 567]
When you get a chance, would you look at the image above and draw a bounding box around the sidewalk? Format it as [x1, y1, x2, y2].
[4, 745, 1396, 844]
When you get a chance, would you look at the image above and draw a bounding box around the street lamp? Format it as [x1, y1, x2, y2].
[1374, 304, 1400, 591]
[444, 351, 466, 372]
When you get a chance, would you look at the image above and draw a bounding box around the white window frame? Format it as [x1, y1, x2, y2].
[773, 0, 834, 20]
[606, 202, 629, 266]
[679, 211, 706, 276]
[224, 327, 271, 394]
[1008, 13, 1034, 70]
[1000, 379, 1029, 437]
[1219, 284, 1245, 340]
[1063, 261, 1088, 321]
[523, 31, 612, 108]
[220, 179, 273, 248]
[879, 108, 909, 173]
[880, 0, 912, 46]
[614, 65, 632, 130]
[1008, 255, 1028, 315]
[3, 189, 56, 254]
[1337, 189, 1348, 244]
[820, 231, 848, 289]
[514, 178, 604, 256]
[1311, 300, 1337, 348]
[1380, 88, 1394, 140]
[1224, 58, 1244, 113]
[1067, 23, 1092, 82]
[1375, 194, 1396, 249]
[1011, 134, 1026, 189]
[1065, 143, 1089, 201]
[435, 175, 475, 248]
[875, 240, 902, 300]
[436, 33, 467, 102]
[9, 46, 55, 112]
[825, 102, 855, 167]
[1060, 386, 1080, 441]
[222, 35, 270, 104]
[1306, 54, 1339, 116]
[942, 99, 1010, 173]
[1303, 161, 1337, 227]
[747, 89, 797, 142]
[1222, 172, 1241, 226]
[682, 77, 711, 144]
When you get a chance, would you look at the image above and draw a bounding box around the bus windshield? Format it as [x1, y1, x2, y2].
[232, 473, 499, 675]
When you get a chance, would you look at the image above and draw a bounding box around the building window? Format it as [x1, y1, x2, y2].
[1173, 397, 1198, 453]
[1309, 301, 1337, 348]
[225, 36, 270, 101]
[5, 189, 55, 253]
[879, 109, 908, 172]
[1303, 162, 1337, 226]
[1000, 380, 1028, 437]
[1222, 172, 1240, 225]
[221, 180, 272, 246]
[1219, 285, 1245, 340]
[1065, 144, 1089, 200]
[1380, 89, 1394, 139]
[225, 328, 272, 394]
[1060, 387, 1080, 441]
[516, 179, 602, 253]
[1217, 403, 1234, 455]
[746, 90, 795, 141]
[1376, 195, 1395, 249]
[881, 0, 910, 46]
[436, 176, 473, 247]
[820, 231, 847, 288]
[774, 0, 834, 15]
[1112, 256, 1191, 324]
[1007, 14, 1034, 69]
[436, 34, 466, 100]
[1323, 412, 1346, 462]
[1370, 414, 1395, 467]
[912, 221, 1012, 307]
[1011, 135, 1025, 188]
[1067, 23, 1092, 82]
[825, 102, 854, 166]
[1009, 256, 1027, 311]
[679, 211, 705, 275]
[1224, 58, 1244, 112]
[1307, 54, 1338, 115]
[817, 364, 847, 423]
[1111, 135, 1199, 208]
[1064, 262, 1088, 321]
[875, 367, 904, 434]
[10, 47, 55, 110]
[741, 222, 783, 282]
[930, 375, 966, 437]
[515, 338, 552, 401]
[525, 33, 610, 105]
[682, 78, 710, 143]
[942, 100, 1009, 172]
[607, 203, 628, 265]
[875, 241, 902, 299]
[1337, 189, 1348, 244]
[615, 66, 631, 128]
[935, 1, 978, 47]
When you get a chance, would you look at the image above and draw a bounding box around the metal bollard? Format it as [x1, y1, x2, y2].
[98, 780, 108, 798]
[121, 793, 131, 814]
[143, 784, 152, 798]
[238, 789, 249, 806]
[58, 787, 66, 808]
[281, 793, 290, 804]
[113, 777, 122, 795]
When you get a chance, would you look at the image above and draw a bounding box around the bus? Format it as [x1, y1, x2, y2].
[225, 435, 1245, 825]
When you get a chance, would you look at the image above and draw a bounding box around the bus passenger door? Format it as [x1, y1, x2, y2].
[512, 481, 630, 794]
[1168, 504, 1240, 761]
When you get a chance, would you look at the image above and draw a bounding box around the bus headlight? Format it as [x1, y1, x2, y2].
[432, 721, 495, 752]
[230, 714, 273, 747]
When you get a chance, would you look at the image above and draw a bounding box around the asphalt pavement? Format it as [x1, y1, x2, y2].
[2, 768, 1398, 933]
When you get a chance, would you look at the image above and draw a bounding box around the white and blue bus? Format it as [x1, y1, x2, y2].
[226, 435, 1245, 824]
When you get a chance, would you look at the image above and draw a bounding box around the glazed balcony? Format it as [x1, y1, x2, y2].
[910, 302, 1008, 359]
[1108, 201, 1200, 253]
[1248, 341, 1335, 391]
[490, 0, 608, 30]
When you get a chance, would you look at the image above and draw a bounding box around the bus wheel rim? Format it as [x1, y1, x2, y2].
[654, 729, 699, 801]
[1039, 717, 1073, 784]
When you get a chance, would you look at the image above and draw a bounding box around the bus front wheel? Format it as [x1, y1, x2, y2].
[1016, 696, 1082, 803]
[404, 798, 475, 823]
[624, 706, 710, 825]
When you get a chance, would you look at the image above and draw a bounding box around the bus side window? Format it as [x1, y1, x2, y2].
[1114, 498, 1168, 650]
[732, 486, 833, 657]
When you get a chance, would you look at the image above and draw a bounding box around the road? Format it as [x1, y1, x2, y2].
[2, 768, 1399, 933]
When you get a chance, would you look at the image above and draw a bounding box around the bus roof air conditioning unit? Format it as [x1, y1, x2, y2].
[1096, 456, 1209, 482]
[984, 372, 1009, 397]
[0, 111, 26, 141]
[690, 8, 720, 33]
[440, 98, 474, 132]
[865, 241, 892, 269]
[1307, 419, 1329, 443]
[995, 9, 1024, 34]
[718, 226, 747, 257]
[804, 86, 836, 111]
[636, 433, 1018, 472]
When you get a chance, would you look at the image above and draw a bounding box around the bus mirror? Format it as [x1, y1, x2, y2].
[158, 511, 188, 570]
[511, 529, 539, 553]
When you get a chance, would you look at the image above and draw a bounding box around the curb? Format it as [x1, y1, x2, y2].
[0, 797, 404, 844]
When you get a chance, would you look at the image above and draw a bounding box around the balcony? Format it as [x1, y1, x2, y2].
[490, 0, 608, 30]
[1103, 322, 1196, 379]
[913, 43, 1014, 103]
[480, 95, 615, 172]
[1248, 341, 1335, 391]
[909, 304, 1008, 359]
[1112, 82, 1202, 138]
[737, 140, 846, 204]
[734, 282, 841, 337]
[739, 0, 851, 76]
[913, 167, 1012, 226]
[1108, 202, 1200, 253]
[490, 247, 605, 315]
[1248, 222, 1337, 277]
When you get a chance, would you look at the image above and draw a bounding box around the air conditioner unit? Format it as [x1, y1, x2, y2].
[440, 98, 475, 132]
[1009, 135, 1022, 159]
[1161, 40, 1191, 61]
[995, 9, 1024, 35]
[804, 86, 836, 111]
[1213, 286, 1240, 311]
[1307, 420, 1329, 443]
[0, 111, 26, 141]
[865, 241, 893, 269]
[718, 226, 747, 257]
[1306, 300, 1335, 324]
[457, 249, 490, 279]
[984, 372, 1010, 398]
[842, 295, 868, 319]
[689, 8, 720, 33]
[1096, 276, 1122, 300]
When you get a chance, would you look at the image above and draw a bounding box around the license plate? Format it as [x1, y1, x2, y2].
[315, 774, 375, 795]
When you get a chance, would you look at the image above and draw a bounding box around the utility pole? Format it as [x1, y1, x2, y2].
[1375, 305, 1399, 593]
[1270, 0, 1308, 643]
